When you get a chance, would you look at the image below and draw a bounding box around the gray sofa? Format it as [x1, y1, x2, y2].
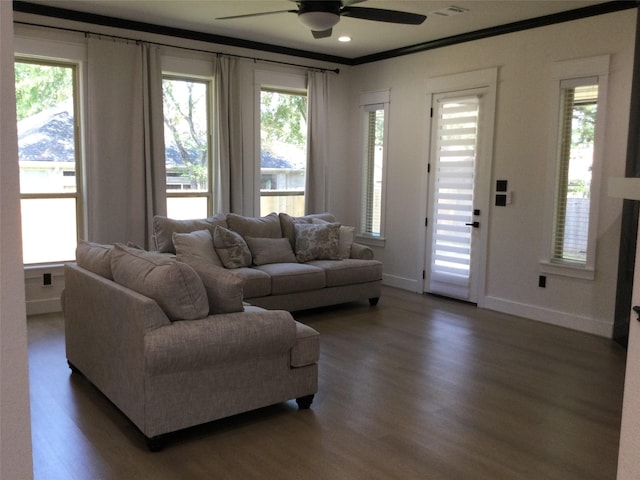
[63, 241, 320, 450]
[153, 212, 383, 311]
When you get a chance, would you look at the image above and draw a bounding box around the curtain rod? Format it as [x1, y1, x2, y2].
[14, 20, 341, 74]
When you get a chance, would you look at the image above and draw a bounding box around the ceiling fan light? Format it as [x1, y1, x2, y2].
[298, 11, 340, 31]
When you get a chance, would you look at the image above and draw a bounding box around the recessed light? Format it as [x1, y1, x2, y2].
[338, 36, 351, 43]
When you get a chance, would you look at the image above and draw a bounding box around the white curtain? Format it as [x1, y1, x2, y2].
[305, 70, 330, 213]
[86, 37, 165, 248]
[215, 56, 243, 213]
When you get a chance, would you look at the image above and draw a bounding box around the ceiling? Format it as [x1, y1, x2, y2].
[17, 1, 633, 63]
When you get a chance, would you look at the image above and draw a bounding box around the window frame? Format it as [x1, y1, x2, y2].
[161, 73, 214, 218]
[541, 55, 610, 280]
[14, 56, 84, 266]
[358, 89, 390, 245]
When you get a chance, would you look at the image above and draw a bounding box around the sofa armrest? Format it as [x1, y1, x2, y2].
[145, 309, 298, 374]
[350, 242, 374, 260]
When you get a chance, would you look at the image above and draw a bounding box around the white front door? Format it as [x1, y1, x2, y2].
[425, 89, 492, 303]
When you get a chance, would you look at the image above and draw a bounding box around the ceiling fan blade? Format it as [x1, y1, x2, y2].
[340, 6, 426, 25]
[311, 28, 333, 39]
[341, 0, 367, 5]
[217, 10, 295, 20]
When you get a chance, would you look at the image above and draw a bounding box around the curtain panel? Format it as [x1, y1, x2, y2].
[305, 70, 329, 214]
[215, 56, 243, 214]
[86, 37, 165, 248]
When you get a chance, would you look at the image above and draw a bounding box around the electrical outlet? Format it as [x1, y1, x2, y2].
[538, 275, 546, 288]
[42, 273, 52, 287]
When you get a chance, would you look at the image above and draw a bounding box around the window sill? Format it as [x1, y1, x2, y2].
[539, 261, 595, 280]
[355, 234, 385, 248]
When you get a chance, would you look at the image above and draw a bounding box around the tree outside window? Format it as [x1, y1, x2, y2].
[260, 89, 307, 217]
[162, 77, 211, 219]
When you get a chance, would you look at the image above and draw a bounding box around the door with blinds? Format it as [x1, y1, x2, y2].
[425, 90, 490, 303]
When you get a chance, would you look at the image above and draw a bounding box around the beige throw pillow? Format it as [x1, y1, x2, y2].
[110, 244, 209, 321]
[213, 226, 252, 269]
[245, 237, 298, 265]
[172, 229, 223, 267]
[76, 240, 114, 279]
[176, 252, 245, 314]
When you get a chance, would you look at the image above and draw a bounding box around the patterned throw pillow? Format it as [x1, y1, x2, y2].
[294, 223, 341, 263]
[213, 226, 252, 269]
[311, 218, 355, 259]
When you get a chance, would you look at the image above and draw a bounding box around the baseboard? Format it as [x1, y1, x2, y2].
[382, 273, 419, 292]
[26, 298, 62, 316]
[483, 295, 613, 337]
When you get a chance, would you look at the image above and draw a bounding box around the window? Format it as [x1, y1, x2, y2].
[360, 89, 389, 240]
[15, 59, 81, 264]
[162, 76, 212, 219]
[553, 80, 598, 264]
[542, 56, 609, 278]
[260, 88, 307, 217]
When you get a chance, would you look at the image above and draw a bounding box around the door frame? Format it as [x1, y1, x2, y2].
[418, 67, 498, 307]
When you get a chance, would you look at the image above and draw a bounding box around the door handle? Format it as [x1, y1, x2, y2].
[465, 222, 480, 228]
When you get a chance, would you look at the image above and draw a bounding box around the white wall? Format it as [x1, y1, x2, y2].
[345, 10, 636, 336]
[0, 2, 34, 478]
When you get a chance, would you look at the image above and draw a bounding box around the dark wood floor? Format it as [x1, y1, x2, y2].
[28, 286, 626, 480]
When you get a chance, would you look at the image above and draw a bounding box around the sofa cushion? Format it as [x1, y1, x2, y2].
[232, 267, 272, 298]
[176, 252, 244, 314]
[245, 237, 297, 266]
[76, 240, 114, 279]
[279, 212, 336, 248]
[153, 213, 227, 254]
[307, 259, 383, 287]
[213, 226, 252, 269]
[254, 263, 325, 295]
[312, 218, 355, 259]
[110, 243, 209, 321]
[294, 223, 341, 263]
[172, 229, 223, 267]
[227, 212, 282, 239]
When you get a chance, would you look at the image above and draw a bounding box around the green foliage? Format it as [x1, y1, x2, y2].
[261, 90, 307, 149]
[14, 62, 73, 121]
[572, 104, 597, 147]
[163, 79, 209, 188]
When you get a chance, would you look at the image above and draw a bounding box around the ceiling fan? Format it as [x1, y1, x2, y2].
[216, 0, 427, 39]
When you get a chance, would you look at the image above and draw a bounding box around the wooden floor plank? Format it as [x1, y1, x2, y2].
[27, 286, 626, 479]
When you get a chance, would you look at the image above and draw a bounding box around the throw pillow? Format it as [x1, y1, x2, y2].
[176, 252, 245, 314]
[294, 223, 341, 263]
[172, 229, 223, 267]
[312, 218, 355, 259]
[213, 226, 252, 269]
[76, 240, 114, 279]
[245, 237, 298, 265]
[153, 213, 227, 254]
[226, 212, 282, 239]
[110, 243, 209, 321]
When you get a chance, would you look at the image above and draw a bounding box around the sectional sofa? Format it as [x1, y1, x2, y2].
[62, 212, 381, 449]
